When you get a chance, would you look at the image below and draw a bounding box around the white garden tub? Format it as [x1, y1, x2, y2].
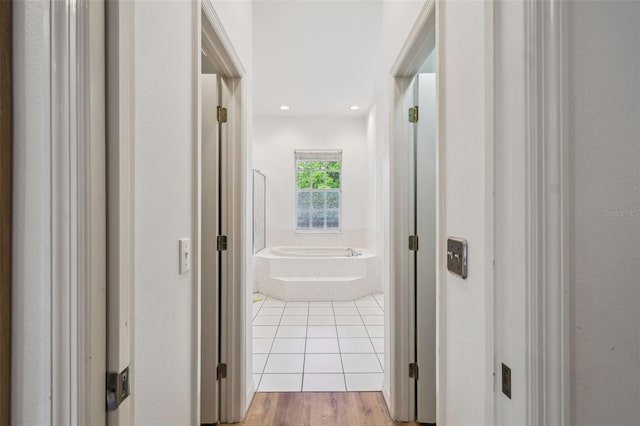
[254, 246, 378, 301]
[271, 246, 361, 258]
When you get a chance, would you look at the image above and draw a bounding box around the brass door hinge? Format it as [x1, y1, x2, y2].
[217, 363, 227, 380]
[217, 106, 228, 123]
[408, 106, 419, 123]
[409, 363, 419, 380]
[217, 235, 228, 251]
[409, 235, 419, 251]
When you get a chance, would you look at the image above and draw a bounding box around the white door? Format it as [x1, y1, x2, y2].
[415, 73, 437, 424]
[201, 73, 224, 423]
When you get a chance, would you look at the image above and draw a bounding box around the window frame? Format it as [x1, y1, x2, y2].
[294, 150, 343, 233]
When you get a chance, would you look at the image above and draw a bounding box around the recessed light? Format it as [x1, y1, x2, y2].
[350, 105, 360, 111]
[280, 105, 290, 111]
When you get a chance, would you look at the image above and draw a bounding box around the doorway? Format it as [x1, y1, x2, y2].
[389, 2, 438, 423]
[200, 70, 227, 423]
[198, 3, 248, 424]
[209, 0, 440, 423]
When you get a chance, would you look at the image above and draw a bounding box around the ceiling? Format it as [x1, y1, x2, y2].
[253, 1, 384, 118]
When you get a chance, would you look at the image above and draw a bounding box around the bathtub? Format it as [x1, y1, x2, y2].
[271, 246, 361, 258]
[254, 246, 379, 301]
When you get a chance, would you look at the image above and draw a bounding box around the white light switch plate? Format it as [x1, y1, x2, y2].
[179, 238, 191, 274]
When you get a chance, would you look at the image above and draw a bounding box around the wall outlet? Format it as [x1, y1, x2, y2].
[179, 238, 191, 274]
[502, 363, 512, 399]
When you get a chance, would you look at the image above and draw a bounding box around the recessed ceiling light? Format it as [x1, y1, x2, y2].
[280, 105, 290, 111]
[350, 105, 360, 111]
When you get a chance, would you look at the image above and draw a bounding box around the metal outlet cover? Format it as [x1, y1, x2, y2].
[447, 237, 468, 279]
[502, 363, 512, 399]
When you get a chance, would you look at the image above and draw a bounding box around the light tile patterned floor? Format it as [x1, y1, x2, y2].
[252, 292, 385, 392]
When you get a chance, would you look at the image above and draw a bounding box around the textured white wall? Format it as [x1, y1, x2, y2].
[441, 1, 494, 424]
[567, 2, 640, 424]
[133, 1, 197, 424]
[365, 104, 378, 251]
[382, 0, 426, 70]
[493, 0, 527, 424]
[253, 117, 372, 249]
[133, 1, 252, 424]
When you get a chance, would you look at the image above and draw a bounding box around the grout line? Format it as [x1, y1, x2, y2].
[300, 300, 310, 392]
[258, 297, 285, 384]
[332, 300, 348, 391]
[354, 300, 384, 371]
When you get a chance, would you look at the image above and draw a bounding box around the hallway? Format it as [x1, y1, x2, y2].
[6, 0, 640, 425]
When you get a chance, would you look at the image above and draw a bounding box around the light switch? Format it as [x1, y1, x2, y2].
[179, 238, 191, 274]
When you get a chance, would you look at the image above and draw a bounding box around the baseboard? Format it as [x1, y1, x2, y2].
[245, 380, 256, 413]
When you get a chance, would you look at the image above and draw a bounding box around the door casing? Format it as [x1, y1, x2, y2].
[1, 1, 12, 423]
[198, 2, 248, 423]
[389, 0, 438, 421]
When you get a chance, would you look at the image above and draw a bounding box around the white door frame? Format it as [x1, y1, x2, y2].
[52, 0, 107, 424]
[523, 0, 571, 423]
[106, 0, 135, 424]
[198, 1, 248, 423]
[388, 0, 438, 422]
[13, 0, 106, 423]
[492, 0, 571, 423]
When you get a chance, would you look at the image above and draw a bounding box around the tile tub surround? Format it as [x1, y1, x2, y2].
[266, 228, 368, 250]
[254, 247, 381, 300]
[252, 293, 385, 392]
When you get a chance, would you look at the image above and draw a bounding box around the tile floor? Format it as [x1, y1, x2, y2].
[252, 292, 385, 392]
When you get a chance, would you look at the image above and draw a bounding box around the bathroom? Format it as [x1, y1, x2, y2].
[251, 110, 385, 392]
[247, 0, 389, 393]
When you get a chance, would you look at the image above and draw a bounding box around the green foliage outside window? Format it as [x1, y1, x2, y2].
[296, 161, 341, 189]
[295, 159, 341, 230]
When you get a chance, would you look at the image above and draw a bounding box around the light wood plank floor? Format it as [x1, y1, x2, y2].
[222, 392, 420, 426]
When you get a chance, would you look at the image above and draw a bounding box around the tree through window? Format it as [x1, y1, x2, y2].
[295, 150, 342, 231]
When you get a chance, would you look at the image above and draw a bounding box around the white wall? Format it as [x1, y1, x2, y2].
[567, 2, 640, 424]
[133, 1, 252, 425]
[365, 104, 379, 250]
[253, 117, 373, 250]
[440, 1, 494, 424]
[494, 0, 527, 424]
[133, 2, 197, 424]
[383, 0, 496, 422]
[382, 0, 427, 71]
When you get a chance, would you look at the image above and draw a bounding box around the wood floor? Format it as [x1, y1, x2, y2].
[222, 392, 419, 426]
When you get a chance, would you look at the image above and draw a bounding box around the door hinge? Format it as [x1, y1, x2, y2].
[408, 235, 419, 251]
[217, 235, 228, 251]
[106, 366, 130, 412]
[216, 363, 227, 380]
[409, 363, 419, 380]
[408, 106, 419, 123]
[217, 106, 228, 123]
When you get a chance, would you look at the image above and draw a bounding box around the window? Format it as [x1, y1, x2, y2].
[295, 150, 342, 231]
